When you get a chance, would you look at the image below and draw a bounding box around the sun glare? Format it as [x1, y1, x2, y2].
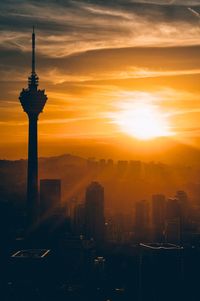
[111, 96, 173, 140]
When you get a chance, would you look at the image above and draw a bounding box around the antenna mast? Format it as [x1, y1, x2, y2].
[32, 26, 35, 74]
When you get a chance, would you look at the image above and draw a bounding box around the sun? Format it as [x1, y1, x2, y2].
[111, 100, 172, 140]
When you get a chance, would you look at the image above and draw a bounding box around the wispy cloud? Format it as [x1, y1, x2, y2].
[0, 0, 200, 155]
[0, 0, 199, 58]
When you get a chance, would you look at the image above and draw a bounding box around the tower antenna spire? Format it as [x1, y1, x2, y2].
[32, 26, 35, 74]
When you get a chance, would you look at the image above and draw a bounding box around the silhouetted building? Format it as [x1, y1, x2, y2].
[38, 179, 69, 243]
[87, 158, 98, 170]
[99, 159, 106, 170]
[73, 203, 85, 235]
[166, 197, 180, 220]
[176, 190, 189, 224]
[135, 200, 149, 241]
[85, 182, 105, 243]
[40, 179, 61, 216]
[129, 160, 141, 179]
[107, 159, 114, 169]
[152, 194, 166, 241]
[139, 243, 182, 301]
[19, 28, 47, 226]
[117, 160, 128, 173]
[67, 196, 78, 220]
[165, 198, 181, 244]
[106, 213, 133, 243]
[93, 256, 106, 285]
[165, 219, 181, 244]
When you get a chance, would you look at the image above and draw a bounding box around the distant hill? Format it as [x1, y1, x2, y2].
[1, 150, 200, 211]
[0, 154, 88, 204]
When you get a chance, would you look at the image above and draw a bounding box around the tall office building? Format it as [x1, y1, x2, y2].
[19, 28, 47, 225]
[152, 194, 166, 241]
[165, 198, 181, 243]
[117, 160, 128, 174]
[140, 243, 182, 301]
[166, 197, 181, 220]
[176, 190, 189, 223]
[73, 203, 85, 235]
[135, 200, 149, 241]
[129, 160, 142, 179]
[40, 179, 61, 216]
[85, 182, 105, 243]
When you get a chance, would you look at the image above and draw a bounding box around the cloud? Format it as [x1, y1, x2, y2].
[0, 0, 199, 59]
[128, 0, 200, 5]
[0, 0, 199, 155]
[0, 45, 200, 84]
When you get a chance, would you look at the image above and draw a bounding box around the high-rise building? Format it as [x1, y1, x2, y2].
[165, 219, 181, 244]
[117, 160, 128, 174]
[107, 159, 114, 169]
[176, 190, 189, 223]
[106, 213, 133, 243]
[165, 198, 181, 244]
[85, 182, 105, 242]
[73, 203, 85, 235]
[135, 200, 149, 241]
[67, 196, 78, 220]
[166, 197, 181, 220]
[19, 28, 47, 225]
[129, 160, 142, 179]
[40, 179, 61, 216]
[152, 194, 166, 241]
[176, 190, 190, 243]
[99, 159, 106, 170]
[140, 243, 182, 301]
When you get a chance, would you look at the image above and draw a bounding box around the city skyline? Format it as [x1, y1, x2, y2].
[0, 0, 200, 160]
[1, 2, 200, 300]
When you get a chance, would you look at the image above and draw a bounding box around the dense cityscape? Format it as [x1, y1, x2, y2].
[1, 1, 200, 300]
[1, 156, 200, 300]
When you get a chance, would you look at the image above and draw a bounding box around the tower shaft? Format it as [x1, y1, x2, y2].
[27, 114, 39, 224]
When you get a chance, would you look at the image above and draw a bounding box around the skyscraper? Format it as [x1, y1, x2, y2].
[140, 243, 182, 301]
[40, 179, 61, 216]
[166, 197, 181, 220]
[85, 182, 105, 243]
[19, 28, 47, 225]
[152, 194, 166, 241]
[176, 190, 189, 224]
[73, 203, 85, 235]
[165, 198, 181, 243]
[135, 200, 149, 241]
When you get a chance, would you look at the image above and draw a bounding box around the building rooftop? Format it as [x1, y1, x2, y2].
[11, 249, 50, 259]
[140, 243, 182, 250]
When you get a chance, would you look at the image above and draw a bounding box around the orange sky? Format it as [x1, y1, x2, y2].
[0, 1, 200, 161]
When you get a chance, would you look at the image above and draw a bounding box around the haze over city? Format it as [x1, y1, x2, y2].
[0, 1, 200, 301]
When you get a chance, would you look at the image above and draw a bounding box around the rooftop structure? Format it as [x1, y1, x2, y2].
[11, 249, 50, 259]
[140, 243, 182, 250]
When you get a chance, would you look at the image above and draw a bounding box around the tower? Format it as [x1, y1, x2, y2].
[19, 28, 47, 226]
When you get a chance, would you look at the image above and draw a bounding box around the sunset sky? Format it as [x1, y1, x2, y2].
[0, 0, 200, 160]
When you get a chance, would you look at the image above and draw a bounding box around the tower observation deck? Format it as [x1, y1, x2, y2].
[19, 28, 47, 226]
